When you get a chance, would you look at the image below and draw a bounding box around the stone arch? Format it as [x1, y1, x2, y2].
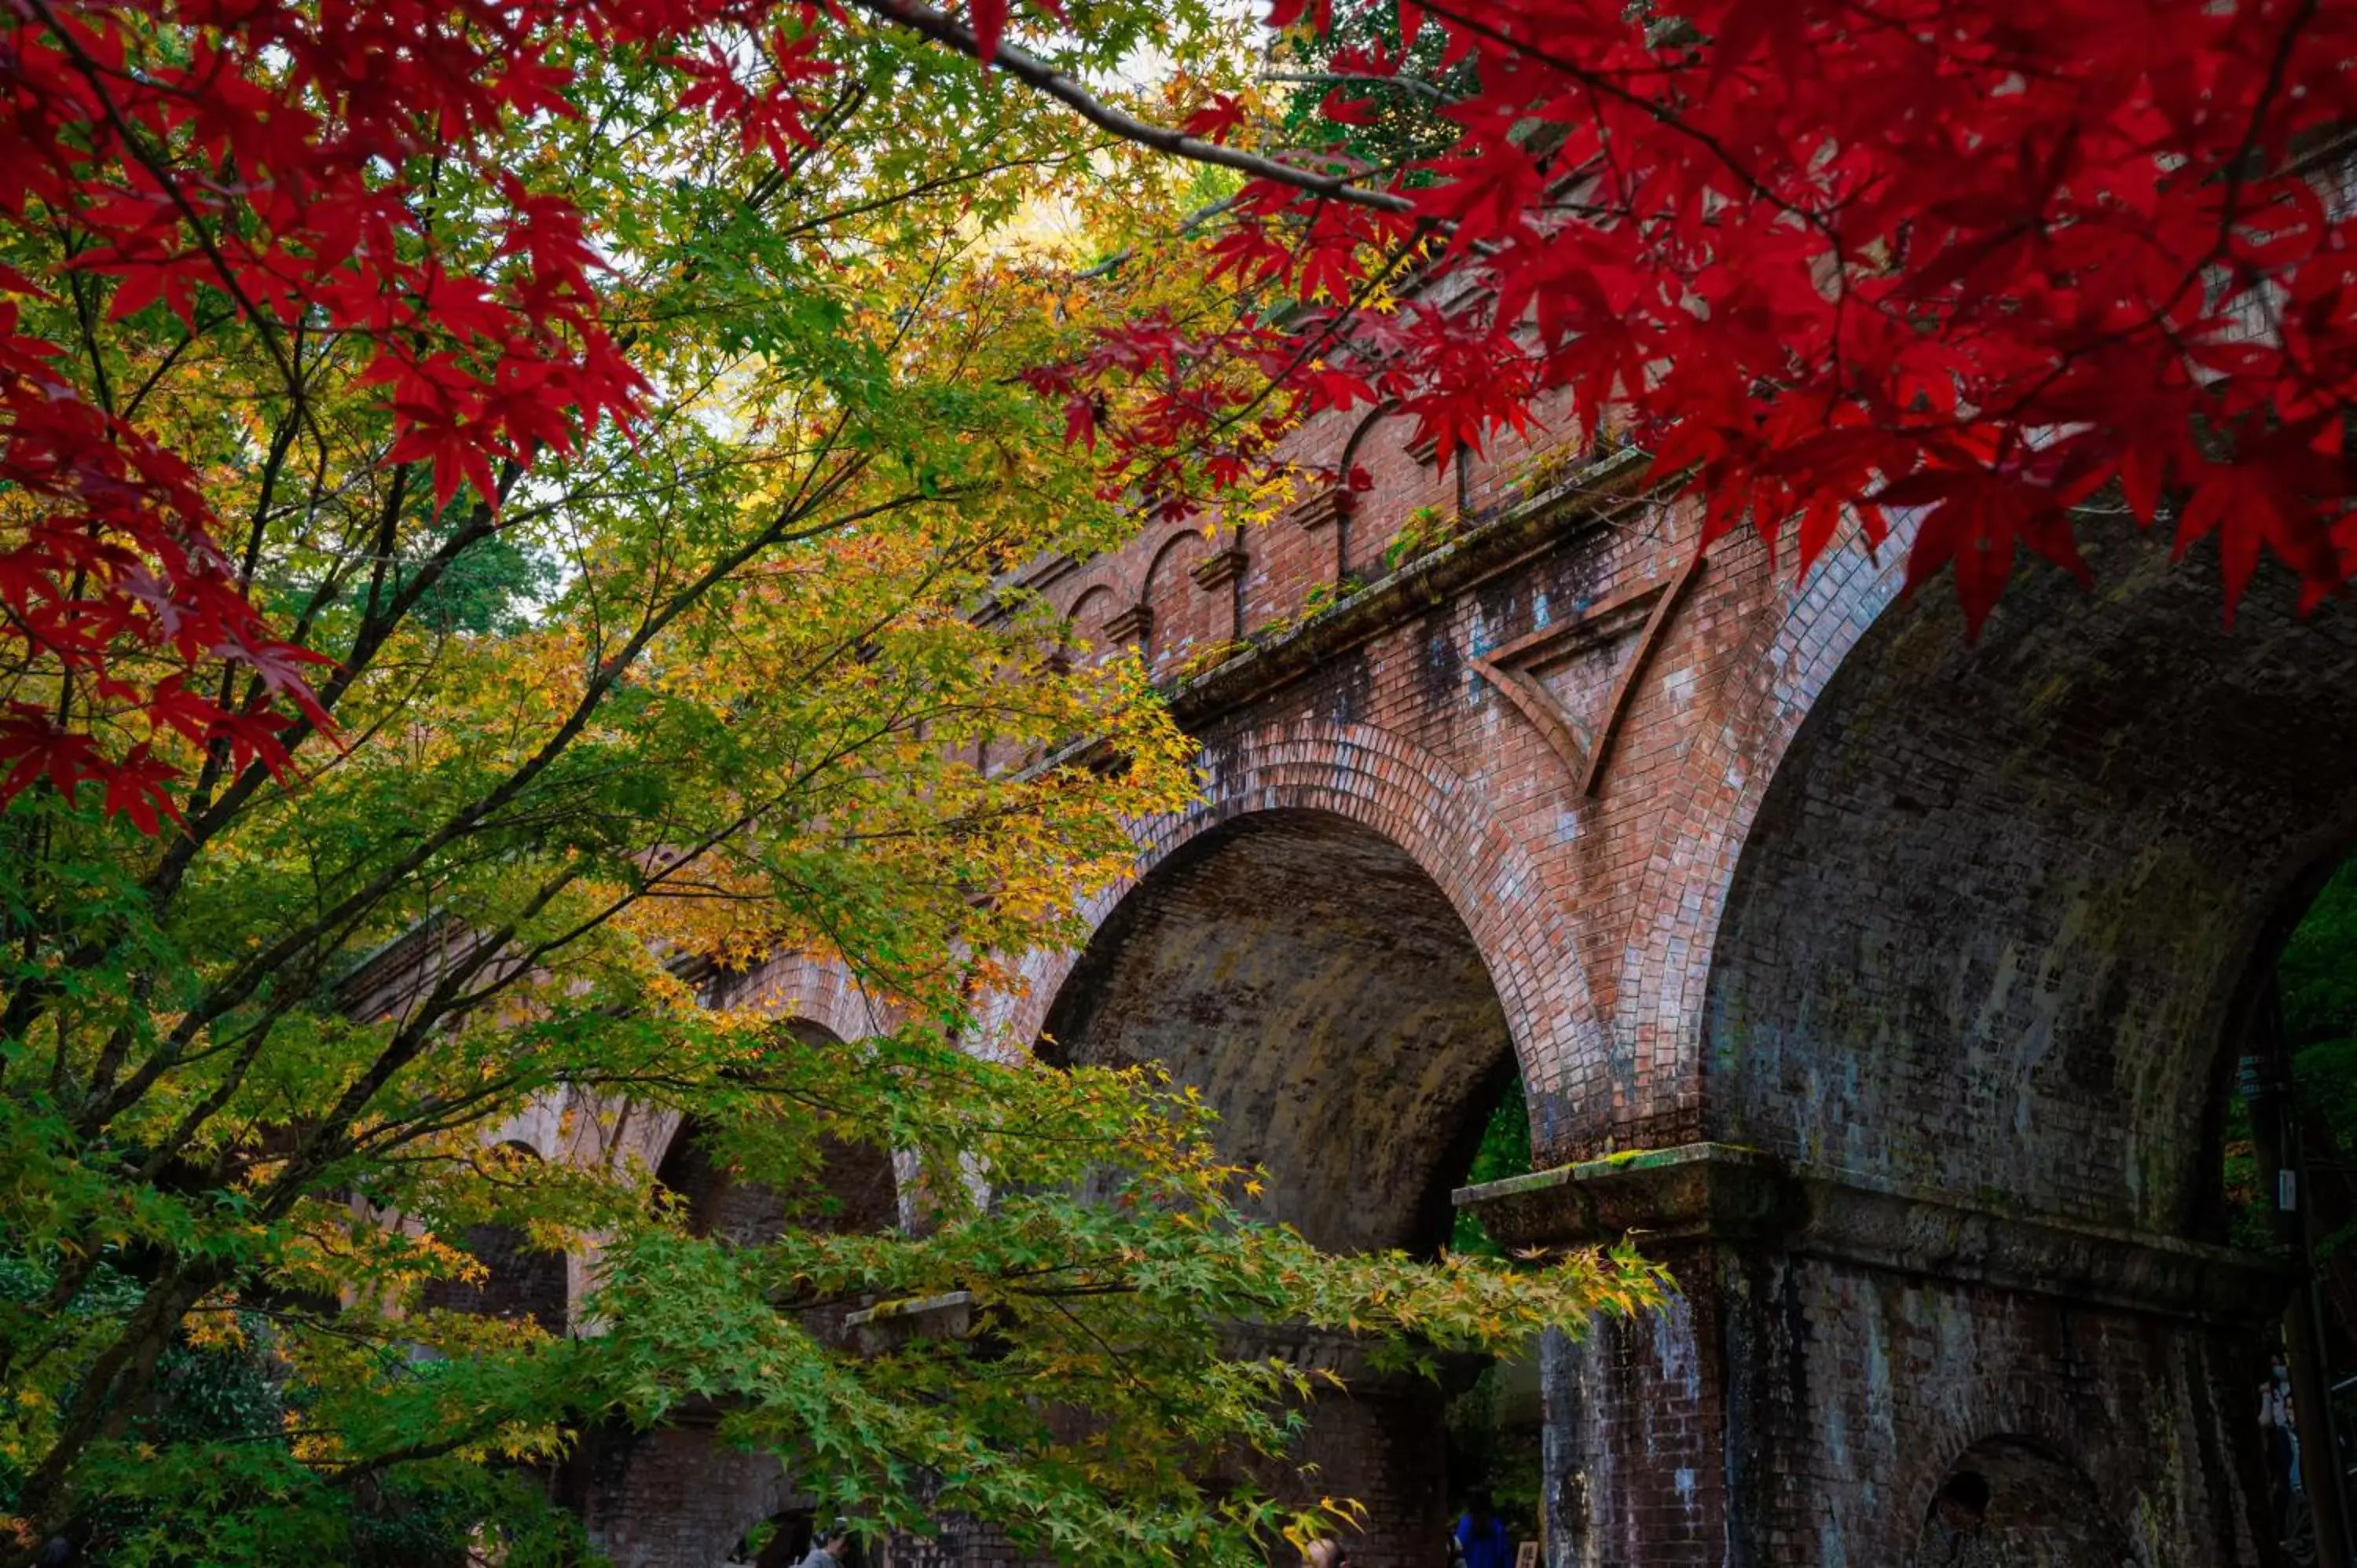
[707, 949, 897, 1050]
[1904, 1436, 2139, 1568]
[582, 1009, 897, 1568]
[650, 1017, 900, 1245]
[1702, 528, 2357, 1230]
[575, 1420, 800, 1568]
[1038, 805, 1515, 1255]
[1002, 718, 1582, 1568]
[985, 716, 1598, 1122]
[596, 952, 900, 1181]
[1605, 504, 2357, 1203]
[1679, 523, 2356, 1565]
[418, 1140, 570, 1335]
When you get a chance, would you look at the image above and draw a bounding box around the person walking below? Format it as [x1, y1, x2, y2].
[797, 1523, 855, 1568]
[1453, 1488, 1512, 1568]
[1303, 1538, 1350, 1568]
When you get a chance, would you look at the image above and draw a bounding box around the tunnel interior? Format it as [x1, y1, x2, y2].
[1036, 808, 1527, 1568]
[1904, 1436, 2135, 1568]
[652, 1019, 900, 1244]
[1039, 808, 1519, 1257]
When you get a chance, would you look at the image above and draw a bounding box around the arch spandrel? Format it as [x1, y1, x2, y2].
[1596, 519, 1915, 1130]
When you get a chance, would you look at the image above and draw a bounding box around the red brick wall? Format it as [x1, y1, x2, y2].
[995, 396, 2334, 1564]
[537, 372, 2347, 1563]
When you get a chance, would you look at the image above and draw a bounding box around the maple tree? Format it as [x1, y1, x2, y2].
[1014, 0, 2357, 634]
[13, 0, 2355, 822]
[7, 0, 2350, 1558]
[0, 1, 1663, 1563]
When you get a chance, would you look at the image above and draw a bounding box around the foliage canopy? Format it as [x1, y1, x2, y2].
[0, 1, 1662, 1562]
[13, 0, 2351, 1559]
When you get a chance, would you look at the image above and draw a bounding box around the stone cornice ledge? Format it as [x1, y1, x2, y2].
[1455, 1141, 2287, 1326]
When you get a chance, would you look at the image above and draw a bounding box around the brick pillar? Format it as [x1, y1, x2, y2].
[1538, 1251, 1728, 1568]
[572, 1404, 802, 1568]
[1463, 1145, 2286, 1568]
[1227, 1324, 1481, 1568]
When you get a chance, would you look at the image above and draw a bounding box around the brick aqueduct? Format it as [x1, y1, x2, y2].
[442, 388, 2357, 1566]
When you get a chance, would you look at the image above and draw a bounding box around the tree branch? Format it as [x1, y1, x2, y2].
[846, 0, 1415, 216]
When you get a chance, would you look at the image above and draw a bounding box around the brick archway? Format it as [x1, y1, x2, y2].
[986, 716, 1599, 1114]
[1662, 528, 2357, 1568]
[1039, 805, 1513, 1256]
[647, 1015, 900, 1247]
[1707, 531, 2357, 1236]
[417, 1140, 570, 1335]
[583, 1009, 898, 1568]
[596, 951, 898, 1182]
[1904, 1436, 2138, 1568]
[986, 717, 1573, 1568]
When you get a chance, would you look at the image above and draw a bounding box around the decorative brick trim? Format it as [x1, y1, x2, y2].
[1466, 549, 1706, 796]
[983, 717, 1603, 1107]
[1574, 545, 1705, 795]
[1187, 546, 1248, 589]
[1100, 603, 1153, 645]
[1465, 659, 1593, 780]
[1405, 430, 1440, 466]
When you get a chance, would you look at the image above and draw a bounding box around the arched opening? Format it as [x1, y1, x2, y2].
[1702, 528, 2357, 1560]
[2216, 852, 2357, 1560]
[652, 1020, 900, 1245]
[1039, 807, 1525, 1568]
[577, 1028, 900, 1567]
[724, 1508, 816, 1567]
[1904, 1437, 2136, 1567]
[1710, 537, 2357, 1233]
[1043, 808, 1516, 1255]
[418, 1141, 568, 1335]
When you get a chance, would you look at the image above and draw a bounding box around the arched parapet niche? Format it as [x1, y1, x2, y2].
[1700, 525, 2357, 1234]
[981, 716, 1599, 1253]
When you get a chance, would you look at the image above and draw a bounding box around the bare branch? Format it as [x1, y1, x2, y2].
[846, 0, 1416, 216]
